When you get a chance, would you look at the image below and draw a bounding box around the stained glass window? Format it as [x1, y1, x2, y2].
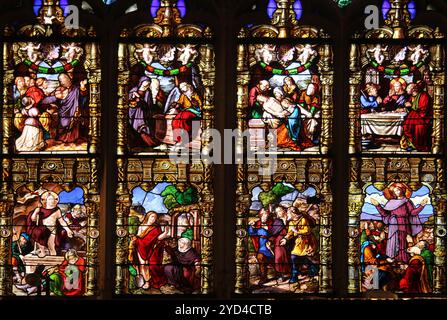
[0, 1, 101, 296]
[235, 0, 333, 294]
[348, 0, 446, 296]
[114, 0, 215, 295]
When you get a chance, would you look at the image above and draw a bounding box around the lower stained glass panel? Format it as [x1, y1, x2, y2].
[115, 158, 213, 294]
[348, 157, 446, 294]
[0, 158, 100, 296]
[235, 158, 332, 294]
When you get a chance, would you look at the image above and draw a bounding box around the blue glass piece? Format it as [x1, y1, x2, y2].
[151, 0, 160, 18]
[59, 187, 85, 205]
[408, 0, 416, 20]
[382, 0, 391, 20]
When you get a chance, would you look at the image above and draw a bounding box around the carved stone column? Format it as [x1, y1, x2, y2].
[235, 37, 250, 293]
[85, 158, 100, 295]
[432, 72, 444, 154]
[433, 159, 446, 293]
[348, 158, 363, 293]
[200, 161, 214, 294]
[320, 158, 333, 292]
[349, 44, 361, 154]
[320, 44, 333, 155]
[117, 43, 129, 156]
[115, 158, 130, 294]
[86, 43, 101, 154]
[200, 44, 216, 154]
[0, 159, 13, 295]
[2, 43, 14, 155]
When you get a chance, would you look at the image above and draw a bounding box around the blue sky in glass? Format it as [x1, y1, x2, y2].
[103, 0, 117, 4]
[132, 182, 173, 214]
[361, 185, 434, 223]
[250, 184, 316, 211]
[59, 186, 85, 205]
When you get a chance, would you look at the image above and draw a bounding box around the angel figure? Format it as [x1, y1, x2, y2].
[20, 43, 41, 63]
[134, 44, 157, 65]
[177, 44, 198, 65]
[296, 44, 317, 65]
[392, 47, 408, 64]
[62, 43, 84, 63]
[408, 45, 429, 65]
[367, 44, 388, 64]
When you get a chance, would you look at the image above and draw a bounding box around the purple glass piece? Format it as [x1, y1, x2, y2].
[177, 0, 186, 18]
[151, 0, 161, 18]
[267, 0, 276, 19]
[60, 0, 69, 16]
[408, 0, 416, 20]
[293, 0, 302, 21]
[382, 0, 391, 20]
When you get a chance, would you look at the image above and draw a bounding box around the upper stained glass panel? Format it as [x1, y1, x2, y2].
[123, 43, 214, 155]
[245, 43, 329, 154]
[356, 44, 442, 154]
[8, 42, 99, 154]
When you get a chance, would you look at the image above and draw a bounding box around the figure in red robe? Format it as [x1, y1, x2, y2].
[171, 82, 202, 143]
[399, 246, 431, 293]
[128, 211, 169, 290]
[401, 82, 433, 152]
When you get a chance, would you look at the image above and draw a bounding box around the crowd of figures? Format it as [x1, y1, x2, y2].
[248, 44, 322, 152]
[360, 183, 435, 293]
[248, 194, 321, 291]
[12, 188, 88, 296]
[128, 44, 205, 151]
[13, 43, 89, 152]
[361, 44, 433, 152]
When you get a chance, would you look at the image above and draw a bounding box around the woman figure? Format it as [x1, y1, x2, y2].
[128, 76, 159, 147]
[171, 82, 202, 144]
[282, 76, 300, 103]
[370, 182, 428, 263]
[15, 96, 45, 152]
[128, 211, 170, 290]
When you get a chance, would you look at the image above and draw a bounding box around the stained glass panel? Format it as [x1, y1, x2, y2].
[235, 159, 332, 294]
[8, 42, 99, 154]
[348, 158, 446, 294]
[115, 159, 213, 294]
[0, 158, 100, 296]
[245, 43, 329, 154]
[122, 42, 213, 155]
[353, 44, 441, 154]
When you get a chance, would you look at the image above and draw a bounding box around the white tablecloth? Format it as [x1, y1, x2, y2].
[361, 112, 407, 136]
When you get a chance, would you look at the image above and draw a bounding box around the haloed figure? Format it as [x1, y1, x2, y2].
[370, 182, 428, 263]
[27, 191, 74, 256]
